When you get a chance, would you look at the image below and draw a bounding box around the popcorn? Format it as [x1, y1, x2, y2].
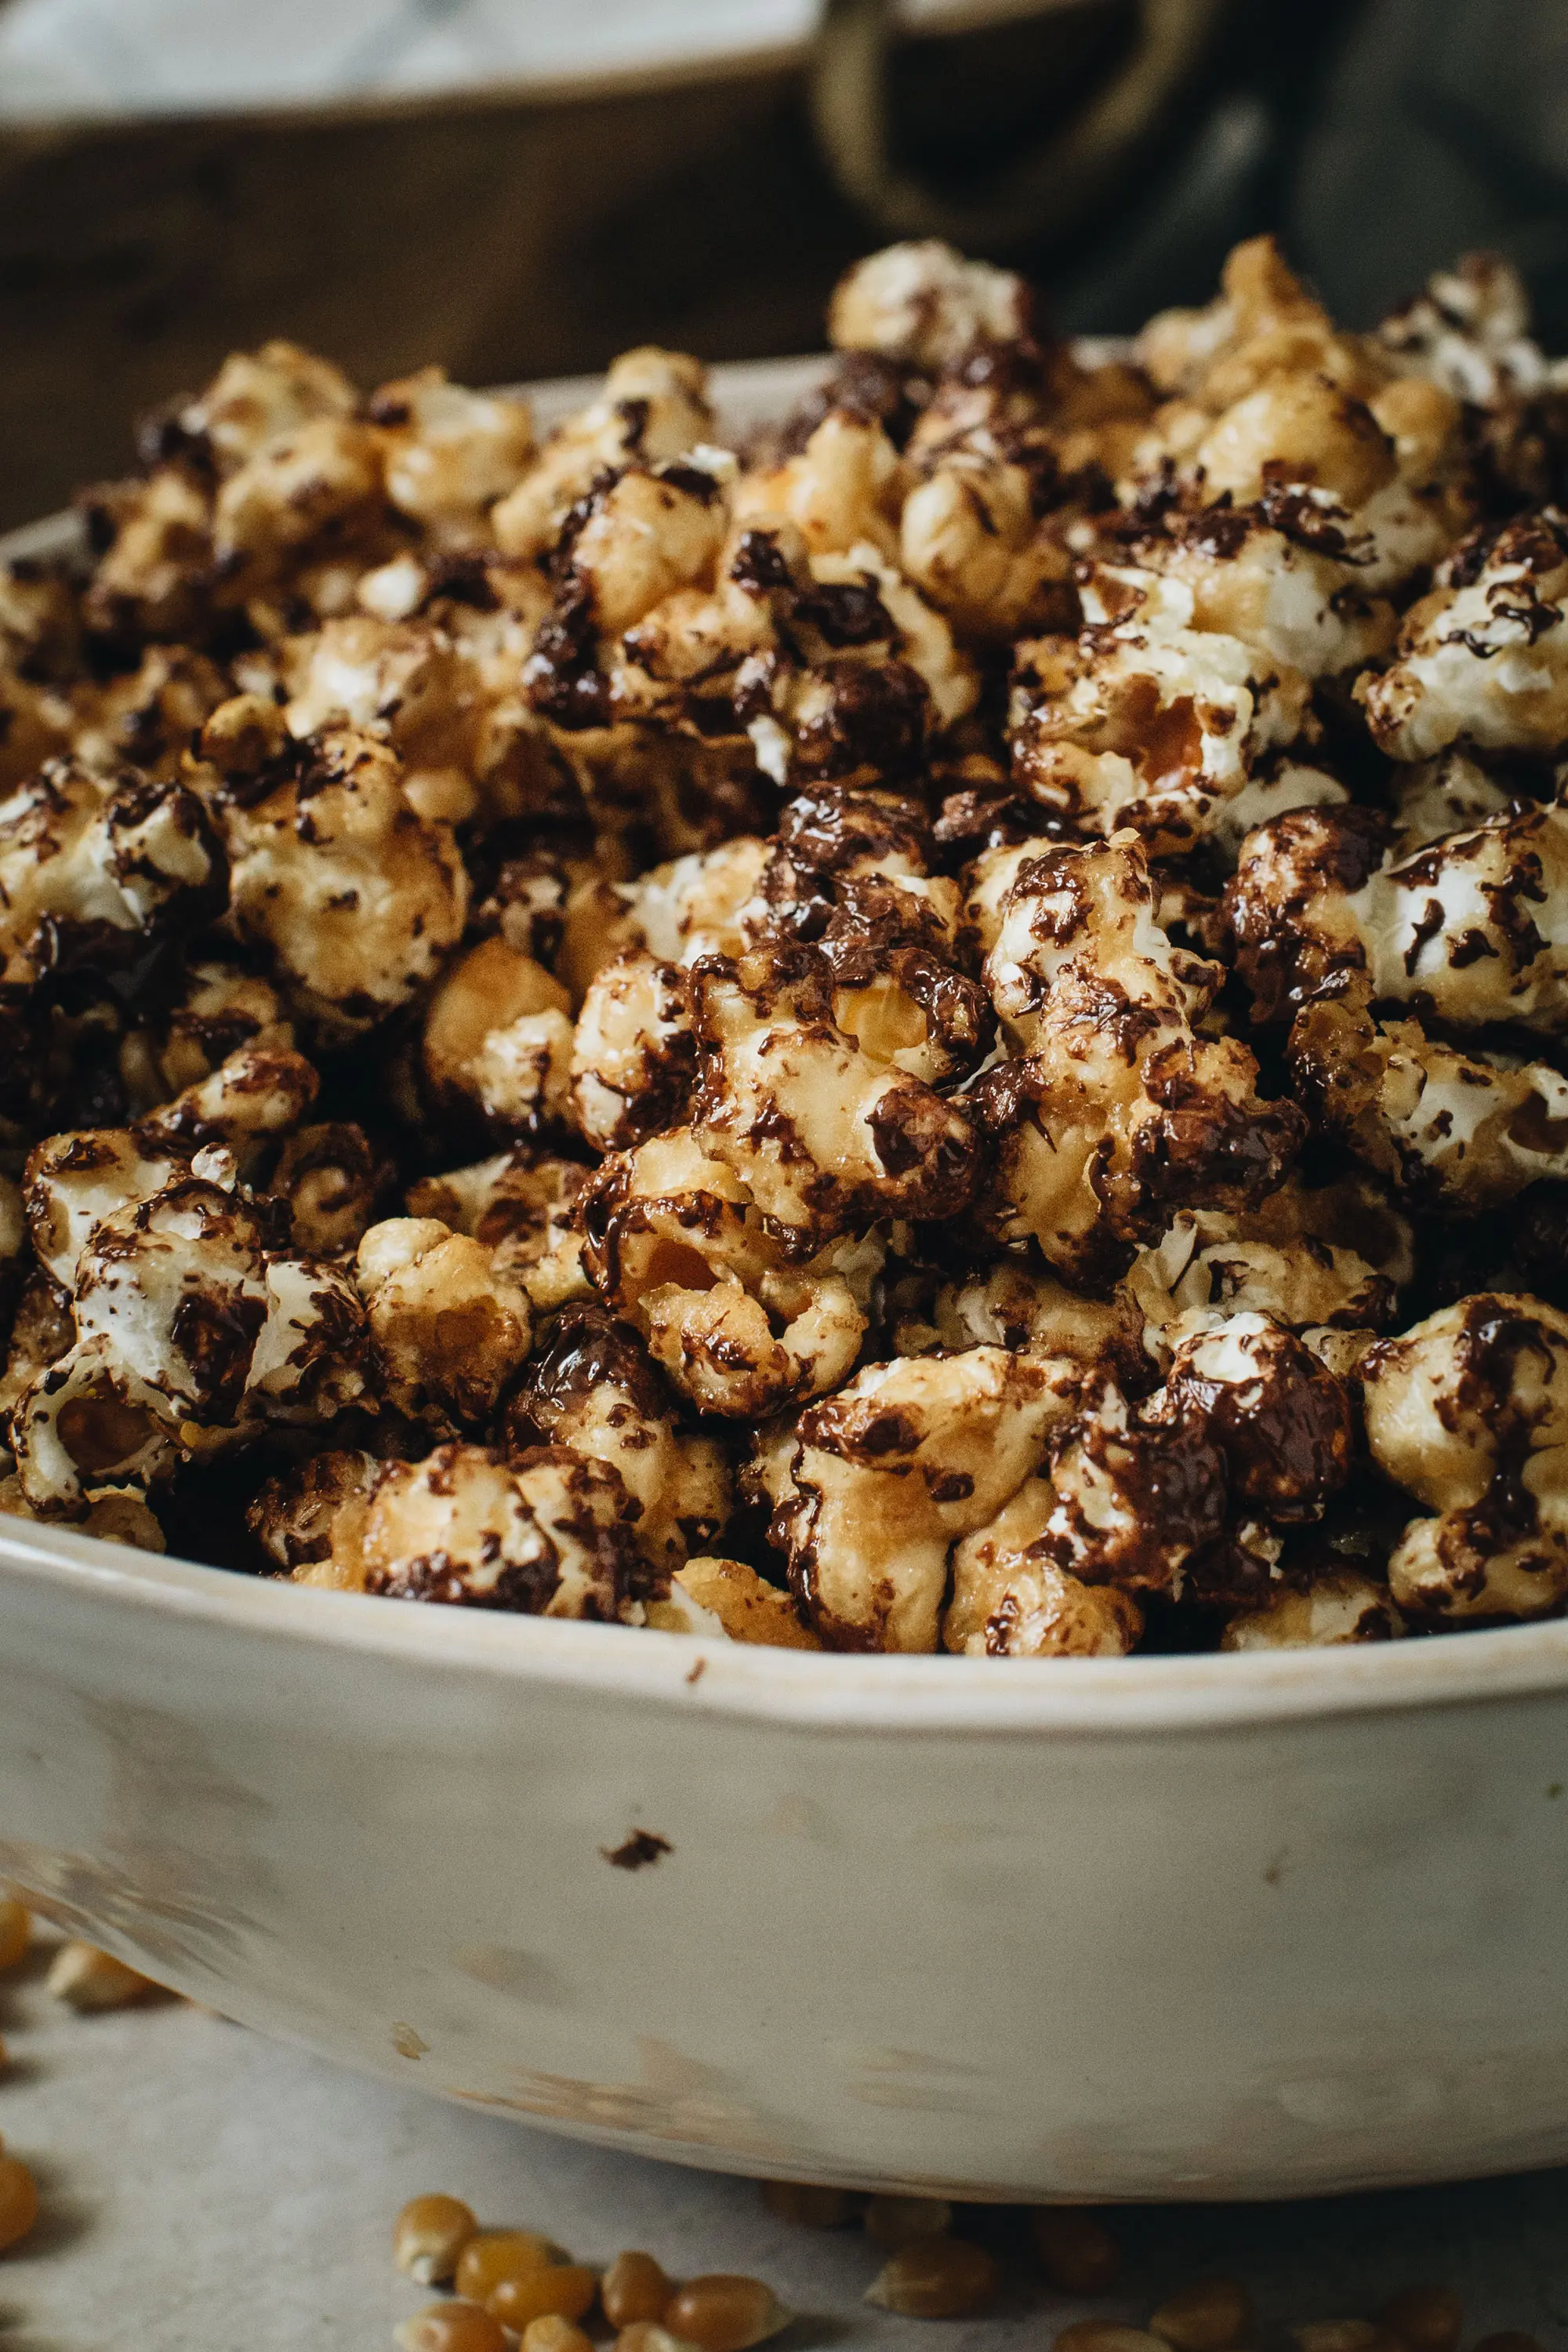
[580, 1131, 878, 1418]
[1363, 1294, 1568, 1621]
[1188, 373, 1399, 515]
[1132, 238, 1478, 593]
[163, 339, 358, 474]
[1229, 783, 1568, 1207]
[1010, 575, 1314, 855]
[405, 1148, 590, 1314]
[135, 1043, 321, 1169]
[354, 1218, 532, 1433]
[217, 723, 469, 1043]
[358, 1443, 654, 1621]
[24, 1130, 188, 1289]
[735, 411, 905, 561]
[945, 1483, 1146, 1657]
[967, 831, 1302, 1283]
[828, 241, 1034, 372]
[774, 1346, 1080, 1651]
[503, 1302, 730, 1578]
[1138, 237, 1375, 408]
[80, 465, 220, 645]
[899, 441, 1075, 642]
[16, 230, 1568, 1661]
[1026, 1376, 1229, 1596]
[0, 558, 82, 685]
[557, 459, 735, 643]
[690, 939, 981, 1241]
[421, 939, 575, 1139]
[70, 644, 228, 784]
[1388, 746, 1516, 848]
[1227, 798, 1568, 1033]
[1361, 510, 1568, 758]
[281, 615, 491, 829]
[1158, 1312, 1353, 1524]
[1377, 251, 1566, 410]
[270, 1123, 387, 1259]
[1290, 975, 1568, 1210]
[11, 1156, 365, 1516]
[0, 760, 225, 990]
[492, 347, 713, 563]
[0, 1267, 72, 1423]
[368, 367, 535, 546]
[671, 1555, 822, 1648]
[1375, 256, 1568, 514]
[890, 1255, 1148, 1381]
[1133, 1171, 1408, 1345]
[212, 414, 385, 586]
[117, 953, 293, 1113]
[571, 953, 696, 1152]
[1083, 512, 1396, 683]
[248, 1447, 380, 1578]
[731, 539, 978, 787]
[561, 836, 768, 992]
[1220, 1570, 1403, 1650]
[0, 657, 71, 792]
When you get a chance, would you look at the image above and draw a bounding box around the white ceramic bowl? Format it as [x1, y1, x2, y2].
[5, 359, 1568, 2203]
[7, 1514, 1568, 2202]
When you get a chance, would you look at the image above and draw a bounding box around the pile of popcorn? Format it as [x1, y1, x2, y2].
[6, 234, 1568, 1657]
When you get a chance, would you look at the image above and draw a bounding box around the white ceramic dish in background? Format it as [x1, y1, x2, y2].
[4, 357, 1568, 2205]
[0, 0, 1073, 125]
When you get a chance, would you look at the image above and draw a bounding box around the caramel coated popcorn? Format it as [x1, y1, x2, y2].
[8, 233, 1568, 1652]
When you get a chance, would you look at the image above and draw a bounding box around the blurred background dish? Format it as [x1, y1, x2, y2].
[2, 0, 1566, 532]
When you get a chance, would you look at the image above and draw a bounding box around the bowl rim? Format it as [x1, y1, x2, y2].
[8, 348, 1564, 1742]
[5, 1512, 1568, 1736]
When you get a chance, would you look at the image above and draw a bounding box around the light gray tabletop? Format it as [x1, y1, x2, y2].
[0, 1941, 1563, 2352]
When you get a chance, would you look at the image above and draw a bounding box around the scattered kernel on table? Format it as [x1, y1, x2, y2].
[1379, 2288, 1465, 2352]
[394, 2193, 477, 2285]
[0, 2154, 39, 2255]
[614, 2325, 695, 2352]
[485, 2263, 597, 2332]
[0, 1900, 30, 1971]
[601, 2249, 676, 2328]
[1055, 2328, 1173, 2352]
[521, 2318, 594, 2352]
[45, 1941, 159, 2011]
[394, 2303, 509, 2352]
[1294, 2325, 1394, 2352]
[865, 2234, 998, 2320]
[1029, 2208, 1120, 2294]
[863, 2192, 953, 2249]
[1149, 2277, 1255, 2352]
[760, 2180, 861, 2228]
[662, 2275, 792, 2352]
[452, 2230, 557, 2303]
